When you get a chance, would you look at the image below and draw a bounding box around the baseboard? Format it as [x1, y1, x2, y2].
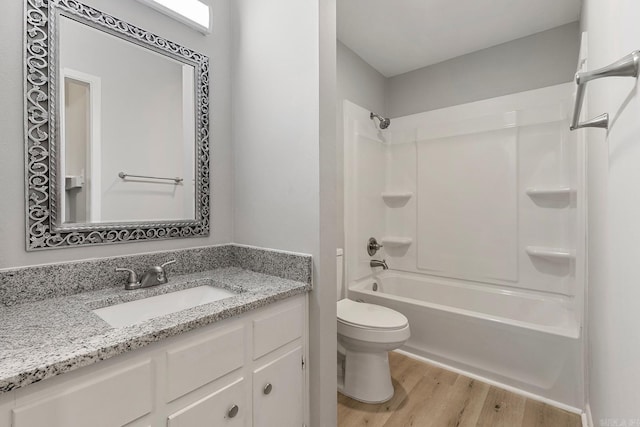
[583, 403, 593, 427]
[394, 349, 585, 416]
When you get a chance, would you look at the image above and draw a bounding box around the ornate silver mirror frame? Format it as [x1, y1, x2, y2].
[24, 0, 210, 250]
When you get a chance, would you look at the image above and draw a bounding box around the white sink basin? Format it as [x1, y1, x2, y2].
[92, 285, 237, 328]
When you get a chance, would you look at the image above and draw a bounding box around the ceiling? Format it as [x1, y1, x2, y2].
[337, 0, 582, 77]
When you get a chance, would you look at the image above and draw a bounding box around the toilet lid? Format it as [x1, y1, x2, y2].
[337, 299, 408, 330]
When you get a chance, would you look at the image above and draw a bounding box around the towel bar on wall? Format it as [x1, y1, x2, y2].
[570, 50, 640, 131]
[118, 172, 183, 184]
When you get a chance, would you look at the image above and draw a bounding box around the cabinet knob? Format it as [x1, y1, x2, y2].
[263, 383, 273, 395]
[227, 404, 239, 418]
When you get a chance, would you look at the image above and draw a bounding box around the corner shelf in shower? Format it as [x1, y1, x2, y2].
[380, 237, 413, 247]
[382, 192, 413, 208]
[525, 187, 575, 197]
[525, 246, 575, 261]
[381, 192, 413, 202]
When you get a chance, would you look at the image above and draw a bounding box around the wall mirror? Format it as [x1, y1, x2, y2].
[25, 0, 210, 250]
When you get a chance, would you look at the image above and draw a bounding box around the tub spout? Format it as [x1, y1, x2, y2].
[370, 259, 388, 270]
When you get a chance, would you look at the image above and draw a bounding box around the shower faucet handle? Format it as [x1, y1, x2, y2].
[367, 237, 383, 256]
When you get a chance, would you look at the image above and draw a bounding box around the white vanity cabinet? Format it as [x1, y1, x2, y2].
[167, 378, 247, 427]
[253, 347, 304, 427]
[0, 294, 308, 427]
[251, 302, 306, 427]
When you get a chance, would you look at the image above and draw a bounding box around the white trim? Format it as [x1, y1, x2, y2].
[394, 349, 586, 416]
[578, 31, 590, 427]
[583, 403, 594, 427]
[61, 68, 102, 223]
[136, 0, 211, 35]
[182, 64, 196, 218]
[59, 71, 68, 222]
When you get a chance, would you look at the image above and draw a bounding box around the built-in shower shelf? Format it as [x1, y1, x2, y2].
[526, 187, 574, 197]
[381, 192, 413, 202]
[382, 192, 413, 208]
[381, 237, 413, 247]
[525, 246, 575, 260]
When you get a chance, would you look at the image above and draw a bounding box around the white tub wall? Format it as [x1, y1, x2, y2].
[415, 125, 520, 283]
[379, 84, 583, 299]
[343, 101, 389, 283]
[384, 140, 417, 264]
[343, 86, 586, 409]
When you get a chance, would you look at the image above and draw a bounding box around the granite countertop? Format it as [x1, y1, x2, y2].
[0, 267, 311, 394]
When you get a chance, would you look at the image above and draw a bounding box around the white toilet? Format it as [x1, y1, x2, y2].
[336, 249, 410, 403]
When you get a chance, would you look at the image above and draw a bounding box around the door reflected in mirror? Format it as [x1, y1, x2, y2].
[59, 15, 196, 224]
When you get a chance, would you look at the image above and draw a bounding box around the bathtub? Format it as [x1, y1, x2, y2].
[348, 270, 583, 410]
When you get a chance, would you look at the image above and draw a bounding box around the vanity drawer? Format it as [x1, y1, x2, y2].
[166, 325, 244, 402]
[12, 361, 152, 427]
[253, 298, 304, 359]
[167, 378, 246, 427]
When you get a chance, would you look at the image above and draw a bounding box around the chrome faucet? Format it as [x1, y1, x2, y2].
[115, 260, 177, 290]
[370, 259, 388, 270]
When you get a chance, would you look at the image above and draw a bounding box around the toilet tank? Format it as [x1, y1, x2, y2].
[336, 248, 344, 301]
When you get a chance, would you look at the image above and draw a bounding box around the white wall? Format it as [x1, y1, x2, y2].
[387, 22, 581, 118]
[231, 0, 337, 425]
[0, 0, 233, 267]
[582, 0, 640, 423]
[337, 41, 387, 249]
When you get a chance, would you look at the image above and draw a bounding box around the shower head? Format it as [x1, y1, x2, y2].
[370, 112, 391, 129]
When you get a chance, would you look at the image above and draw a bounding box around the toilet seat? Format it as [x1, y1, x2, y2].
[337, 299, 408, 330]
[337, 299, 410, 344]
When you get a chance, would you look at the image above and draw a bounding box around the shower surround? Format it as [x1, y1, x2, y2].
[343, 83, 585, 410]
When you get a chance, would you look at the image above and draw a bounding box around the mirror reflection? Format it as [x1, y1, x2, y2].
[59, 15, 196, 224]
[25, 0, 209, 250]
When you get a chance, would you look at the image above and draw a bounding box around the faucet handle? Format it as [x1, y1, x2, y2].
[367, 237, 384, 256]
[156, 259, 176, 284]
[160, 259, 176, 269]
[115, 267, 139, 287]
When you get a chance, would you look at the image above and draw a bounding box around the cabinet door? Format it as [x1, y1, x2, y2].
[13, 361, 153, 427]
[166, 325, 244, 402]
[167, 378, 246, 427]
[253, 347, 303, 427]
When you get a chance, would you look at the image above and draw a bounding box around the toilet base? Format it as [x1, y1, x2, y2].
[339, 348, 394, 403]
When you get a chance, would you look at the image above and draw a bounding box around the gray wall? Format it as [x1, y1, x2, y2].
[0, 0, 233, 267]
[337, 41, 387, 116]
[231, 0, 337, 424]
[336, 41, 387, 248]
[387, 21, 581, 117]
[582, 0, 640, 422]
